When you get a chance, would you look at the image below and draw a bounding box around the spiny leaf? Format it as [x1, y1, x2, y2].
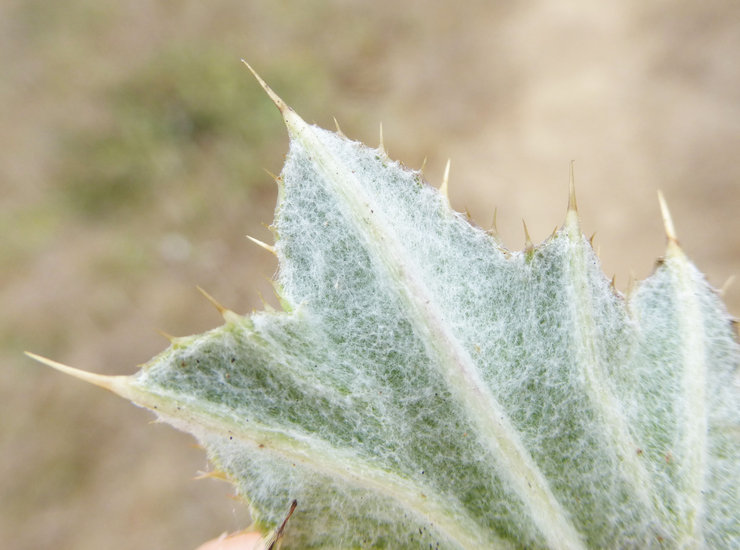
[30, 69, 739, 549]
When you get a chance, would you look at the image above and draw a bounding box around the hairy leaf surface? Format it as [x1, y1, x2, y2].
[33, 76, 739, 549]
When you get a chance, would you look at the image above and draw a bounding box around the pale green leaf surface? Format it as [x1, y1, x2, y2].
[47, 88, 740, 548]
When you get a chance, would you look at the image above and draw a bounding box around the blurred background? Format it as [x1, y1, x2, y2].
[1, 1, 738, 549]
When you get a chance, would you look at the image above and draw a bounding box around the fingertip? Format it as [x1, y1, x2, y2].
[196, 531, 264, 550]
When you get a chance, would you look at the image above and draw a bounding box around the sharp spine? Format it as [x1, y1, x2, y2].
[241, 60, 304, 132]
[523, 220, 533, 250]
[156, 329, 177, 343]
[568, 160, 578, 214]
[24, 352, 125, 394]
[440, 159, 451, 200]
[720, 274, 735, 297]
[241, 60, 287, 114]
[565, 161, 580, 233]
[333, 117, 346, 137]
[263, 168, 281, 184]
[487, 207, 499, 238]
[657, 191, 683, 258]
[196, 286, 238, 322]
[194, 470, 229, 482]
[247, 235, 277, 256]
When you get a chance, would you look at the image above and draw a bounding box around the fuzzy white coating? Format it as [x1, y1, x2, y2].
[134, 123, 739, 549]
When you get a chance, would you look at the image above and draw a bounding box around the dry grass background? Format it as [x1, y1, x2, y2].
[1, 1, 738, 549]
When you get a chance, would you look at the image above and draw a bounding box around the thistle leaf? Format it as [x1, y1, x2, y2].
[32, 74, 739, 549]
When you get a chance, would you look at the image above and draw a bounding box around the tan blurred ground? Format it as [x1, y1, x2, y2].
[1, 1, 738, 549]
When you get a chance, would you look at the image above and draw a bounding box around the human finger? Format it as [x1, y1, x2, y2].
[195, 531, 264, 550]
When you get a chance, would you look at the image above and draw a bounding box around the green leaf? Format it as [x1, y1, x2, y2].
[30, 70, 739, 549]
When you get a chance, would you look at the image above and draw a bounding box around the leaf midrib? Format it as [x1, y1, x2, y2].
[283, 113, 586, 550]
[665, 247, 707, 545]
[564, 220, 661, 518]
[120, 378, 504, 549]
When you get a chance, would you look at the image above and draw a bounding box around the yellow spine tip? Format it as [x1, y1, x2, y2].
[263, 168, 281, 184]
[196, 286, 232, 318]
[522, 219, 533, 249]
[657, 190, 679, 245]
[333, 117, 346, 137]
[439, 159, 451, 200]
[241, 60, 305, 134]
[568, 160, 578, 214]
[564, 161, 580, 233]
[720, 274, 735, 297]
[246, 235, 277, 256]
[194, 469, 229, 482]
[240, 60, 288, 114]
[378, 122, 386, 154]
[419, 156, 428, 173]
[488, 207, 499, 237]
[255, 288, 276, 312]
[155, 329, 177, 343]
[24, 352, 122, 393]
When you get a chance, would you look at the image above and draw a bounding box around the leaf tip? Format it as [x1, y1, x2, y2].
[565, 160, 580, 233]
[568, 160, 578, 212]
[487, 207, 499, 238]
[269, 280, 293, 313]
[155, 328, 178, 344]
[332, 116, 346, 137]
[657, 190, 681, 255]
[196, 286, 239, 321]
[241, 60, 303, 132]
[256, 287, 276, 313]
[194, 469, 230, 482]
[246, 235, 277, 257]
[720, 274, 736, 297]
[439, 158, 451, 201]
[263, 168, 283, 188]
[522, 219, 533, 250]
[24, 351, 126, 395]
